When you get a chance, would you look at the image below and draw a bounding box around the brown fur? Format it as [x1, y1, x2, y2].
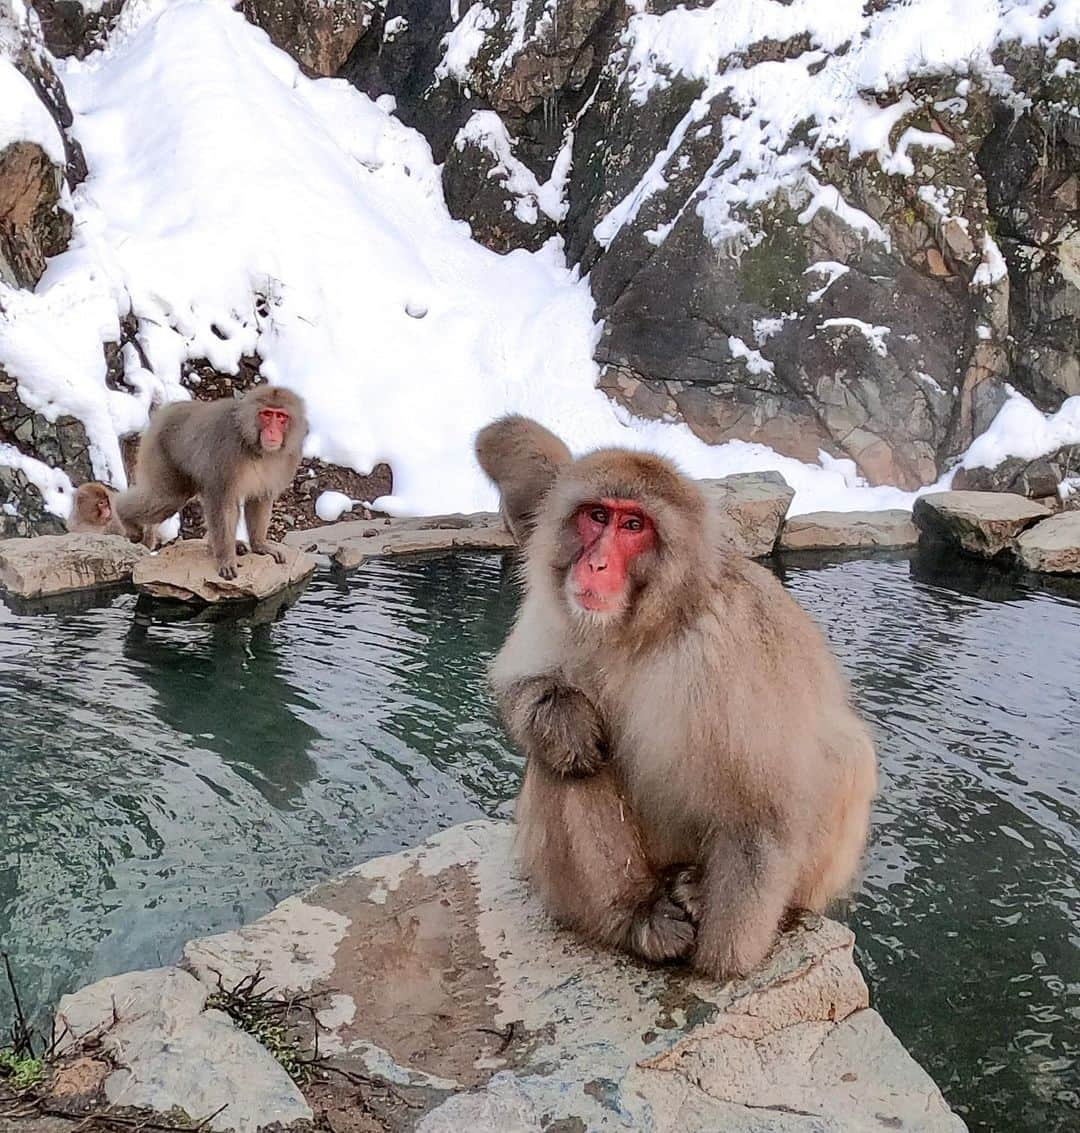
[68, 482, 125, 536]
[482, 419, 877, 980]
[475, 415, 572, 544]
[116, 386, 307, 578]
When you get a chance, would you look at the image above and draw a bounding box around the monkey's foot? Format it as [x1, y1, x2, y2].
[218, 563, 239, 580]
[630, 896, 695, 963]
[667, 866, 704, 925]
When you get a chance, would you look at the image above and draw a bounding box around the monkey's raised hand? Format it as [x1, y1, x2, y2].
[501, 677, 608, 778]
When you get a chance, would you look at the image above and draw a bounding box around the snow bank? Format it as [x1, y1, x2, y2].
[961, 390, 1080, 470]
[0, 56, 65, 159]
[0, 0, 1073, 529]
[601, 0, 1080, 252]
[0, 0, 935, 520]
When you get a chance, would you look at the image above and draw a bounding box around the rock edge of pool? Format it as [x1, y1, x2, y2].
[41, 819, 965, 1133]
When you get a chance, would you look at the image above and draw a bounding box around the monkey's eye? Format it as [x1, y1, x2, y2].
[589, 506, 609, 525]
[622, 515, 644, 532]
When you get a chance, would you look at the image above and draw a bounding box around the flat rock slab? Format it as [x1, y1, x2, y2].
[133, 539, 316, 603]
[54, 967, 310, 1133]
[283, 510, 514, 568]
[913, 490, 1051, 558]
[700, 470, 794, 557]
[1016, 510, 1080, 574]
[180, 820, 964, 1132]
[333, 521, 514, 569]
[0, 532, 147, 598]
[781, 508, 918, 551]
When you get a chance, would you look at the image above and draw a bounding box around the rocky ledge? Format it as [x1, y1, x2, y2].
[132, 539, 318, 603]
[48, 820, 965, 1133]
[0, 532, 146, 598]
[913, 490, 1080, 573]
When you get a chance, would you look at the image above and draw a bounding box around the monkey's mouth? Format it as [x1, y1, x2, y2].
[569, 585, 625, 618]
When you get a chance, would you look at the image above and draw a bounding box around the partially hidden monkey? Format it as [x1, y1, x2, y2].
[477, 416, 877, 980]
[476, 414, 571, 543]
[68, 482, 125, 536]
[116, 386, 307, 579]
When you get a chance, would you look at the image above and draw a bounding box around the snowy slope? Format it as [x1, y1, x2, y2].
[0, 0, 1077, 523]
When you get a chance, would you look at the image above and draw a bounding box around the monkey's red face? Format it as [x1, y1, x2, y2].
[258, 407, 291, 451]
[96, 498, 112, 521]
[569, 498, 656, 616]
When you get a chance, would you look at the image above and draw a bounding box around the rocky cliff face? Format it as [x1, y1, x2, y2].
[1, 0, 1078, 531]
[330, 0, 1080, 493]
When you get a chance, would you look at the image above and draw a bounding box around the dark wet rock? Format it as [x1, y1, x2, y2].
[443, 114, 558, 253]
[953, 445, 1080, 499]
[240, 0, 378, 77]
[27, 0, 124, 59]
[0, 532, 145, 598]
[913, 490, 1051, 559]
[132, 539, 316, 603]
[0, 369, 94, 483]
[1015, 511, 1080, 574]
[0, 464, 65, 538]
[780, 509, 918, 552]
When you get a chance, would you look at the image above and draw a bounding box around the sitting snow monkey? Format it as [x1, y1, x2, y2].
[117, 386, 308, 579]
[476, 416, 877, 979]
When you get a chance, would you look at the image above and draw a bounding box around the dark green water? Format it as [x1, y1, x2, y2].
[0, 551, 1076, 1131]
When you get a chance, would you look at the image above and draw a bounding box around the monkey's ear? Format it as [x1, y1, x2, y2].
[475, 415, 572, 544]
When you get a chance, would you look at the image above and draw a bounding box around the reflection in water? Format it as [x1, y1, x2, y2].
[0, 550, 1076, 1133]
[777, 552, 1079, 1133]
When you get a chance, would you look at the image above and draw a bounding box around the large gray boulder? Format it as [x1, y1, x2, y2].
[913, 490, 1052, 559]
[175, 820, 965, 1132]
[701, 470, 794, 557]
[0, 531, 146, 597]
[1015, 511, 1080, 574]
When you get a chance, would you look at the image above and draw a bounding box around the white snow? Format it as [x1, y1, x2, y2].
[973, 232, 1008, 287]
[820, 317, 890, 357]
[383, 16, 408, 43]
[1, 0, 1077, 531]
[316, 490, 359, 523]
[805, 260, 849, 303]
[597, 0, 1079, 255]
[728, 335, 774, 376]
[0, 57, 65, 160]
[0, 443, 73, 518]
[961, 389, 1080, 470]
[454, 111, 568, 224]
[436, 4, 497, 85]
